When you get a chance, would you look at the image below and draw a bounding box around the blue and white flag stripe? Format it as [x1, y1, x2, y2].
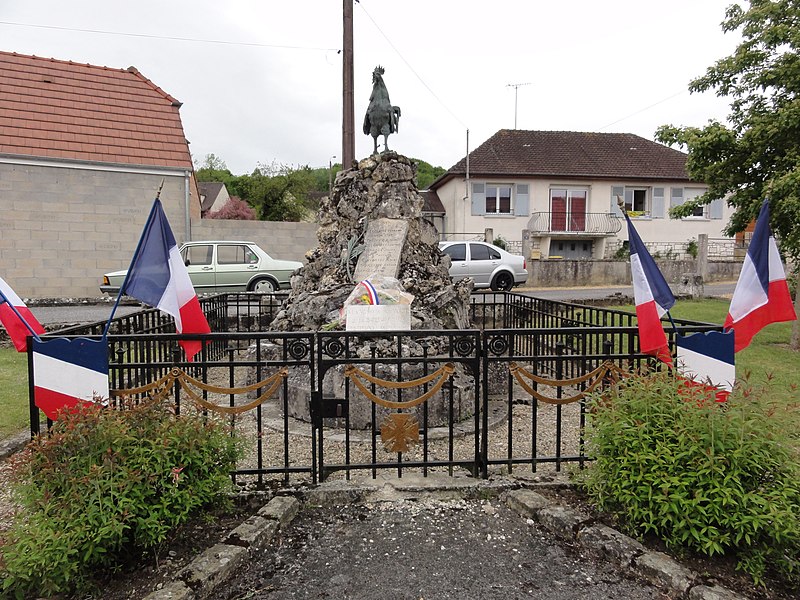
[676, 331, 735, 392]
[32, 337, 109, 419]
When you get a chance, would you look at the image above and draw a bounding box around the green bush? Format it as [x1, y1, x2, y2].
[686, 238, 699, 259]
[579, 369, 800, 587]
[492, 236, 507, 250]
[0, 399, 243, 597]
[613, 240, 630, 260]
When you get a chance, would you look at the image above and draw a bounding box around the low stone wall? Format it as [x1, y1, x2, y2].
[527, 259, 741, 287]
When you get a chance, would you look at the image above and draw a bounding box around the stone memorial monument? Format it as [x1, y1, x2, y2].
[270, 151, 471, 332]
[269, 151, 474, 429]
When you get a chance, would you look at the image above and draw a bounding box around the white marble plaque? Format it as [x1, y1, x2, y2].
[346, 304, 411, 331]
[353, 218, 408, 281]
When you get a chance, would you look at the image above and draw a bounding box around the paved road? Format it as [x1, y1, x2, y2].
[29, 283, 737, 327]
[31, 303, 141, 327]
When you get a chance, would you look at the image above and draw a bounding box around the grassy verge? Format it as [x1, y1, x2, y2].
[0, 347, 31, 439]
[636, 298, 799, 400]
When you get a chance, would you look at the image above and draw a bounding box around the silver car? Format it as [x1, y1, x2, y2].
[439, 241, 528, 291]
[101, 240, 302, 295]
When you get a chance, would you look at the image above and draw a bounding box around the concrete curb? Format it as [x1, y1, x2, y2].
[0, 430, 31, 460]
[142, 495, 300, 600]
[140, 480, 753, 600]
[504, 489, 751, 600]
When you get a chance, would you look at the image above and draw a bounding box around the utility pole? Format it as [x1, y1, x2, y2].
[506, 82, 531, 129]
[342, 0, 355, 168]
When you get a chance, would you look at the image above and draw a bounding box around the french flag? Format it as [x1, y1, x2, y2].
[121, 199, 210, 361]
[725, 199, 796, 352]
[676, 331, 735, 402]
[0, 276, 46, 352]
[32, 337, 109, 420]
[626, 213, 676, 365]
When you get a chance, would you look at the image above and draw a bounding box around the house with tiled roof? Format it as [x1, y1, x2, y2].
[430, 129, 730, 260]
[419, 189, 445, 234]
[198, 181, 231, 215]
[0, 51, 200, 297]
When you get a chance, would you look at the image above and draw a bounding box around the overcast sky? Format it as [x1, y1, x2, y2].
[2, 1, 742, 174]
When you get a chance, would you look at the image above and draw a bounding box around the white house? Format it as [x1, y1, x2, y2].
[429, 129, 732, 259]
[198, 181, 232, 216]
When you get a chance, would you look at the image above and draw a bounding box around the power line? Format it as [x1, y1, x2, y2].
[356, 3, 467, 129]
[0, 20, 340, 53]
[598, 89, 688, 130]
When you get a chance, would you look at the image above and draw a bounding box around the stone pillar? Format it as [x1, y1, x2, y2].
[698, 233, 709, 279]
[678, 273, 704, 298]
[484, 228, 493, 243]
[521, 229, 531, 259]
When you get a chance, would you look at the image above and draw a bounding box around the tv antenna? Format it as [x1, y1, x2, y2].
[506, 82, 531, 129]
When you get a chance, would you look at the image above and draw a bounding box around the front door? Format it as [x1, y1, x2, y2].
[467, 243, 501, 286]
[442, 243, 469, 281]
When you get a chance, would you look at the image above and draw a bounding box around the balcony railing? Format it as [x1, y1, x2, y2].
[527, 212, 622, 236]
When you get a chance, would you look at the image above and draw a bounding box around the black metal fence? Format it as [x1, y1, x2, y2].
[30, 292, 722, 487]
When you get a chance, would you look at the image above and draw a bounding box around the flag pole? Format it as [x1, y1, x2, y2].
[0, 290, 43, 342]
[102, 184, 165, 339]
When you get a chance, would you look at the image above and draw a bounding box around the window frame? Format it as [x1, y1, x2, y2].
[624, 187, 650, 217]
[549, 187, 589, 231]
[485, 183, 513, 215]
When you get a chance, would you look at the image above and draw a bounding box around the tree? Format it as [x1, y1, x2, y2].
[241, 162, 315, 222]
[655, 0, 800, 348]
[205, 196, 257, 220]
[194, 154, 249, 198]
[656, 1, 800, 257]
[413, 159, 446, 190]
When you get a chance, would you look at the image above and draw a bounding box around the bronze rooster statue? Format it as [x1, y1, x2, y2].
[363, 65, 401, 154]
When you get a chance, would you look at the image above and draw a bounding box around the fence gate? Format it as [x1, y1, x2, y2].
[29, 292, 723, 487]
[312, 330, 482, 482]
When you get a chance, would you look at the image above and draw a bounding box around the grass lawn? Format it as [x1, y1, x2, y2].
[0, 347, 32, 440]
[0, 298, 797, 439]
[626, 298, 800, 400]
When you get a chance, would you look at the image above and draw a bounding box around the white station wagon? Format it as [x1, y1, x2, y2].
[101, 241, 303, 295]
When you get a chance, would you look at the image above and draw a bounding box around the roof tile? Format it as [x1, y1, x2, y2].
[0, 51, 193, 169]
[434, 129, 696, 188]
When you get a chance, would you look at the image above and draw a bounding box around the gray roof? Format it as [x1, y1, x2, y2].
[431, 129, 696, 189]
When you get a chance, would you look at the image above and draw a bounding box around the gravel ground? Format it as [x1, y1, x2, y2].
[194, 363, 586, 489]
[210, 497, 665, 600]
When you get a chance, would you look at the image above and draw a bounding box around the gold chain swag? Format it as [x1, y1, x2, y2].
[509, 361, 625, 405]
[112, 367, 289, 414]
[344, 363, 456, 409]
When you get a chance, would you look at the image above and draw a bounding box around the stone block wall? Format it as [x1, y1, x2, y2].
[0, 162, 321, 299]
[526, 259, 741, 288]
[193, 219, 317, 263]
[0, 163, 192, 298]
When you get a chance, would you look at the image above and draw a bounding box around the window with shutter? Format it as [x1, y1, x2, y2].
[670, 187, 684, 210]
[514, 183, 530, 216]
[610, 186, 624, 216]
[710, 198, 724, 219]
[485, 184, 513, 214]
[652, 187, 665, 218]
[471, 182, 486, 216]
